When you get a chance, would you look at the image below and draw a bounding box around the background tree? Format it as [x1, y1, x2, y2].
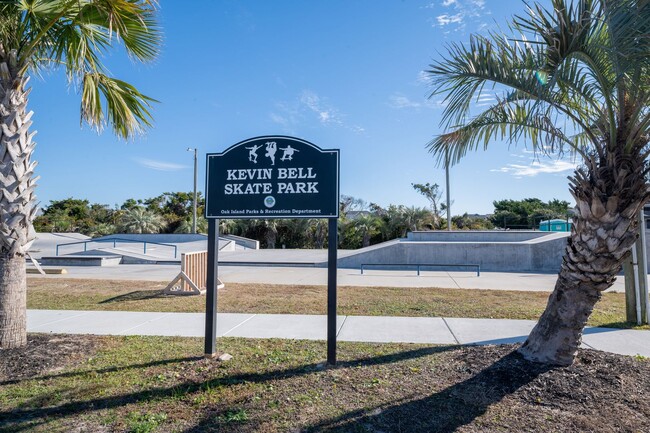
[490, 198, 571, 229]
[339, 195, 368, 217]
[34, 198, 119, 234]
[412, 182, 444, 228]
[278, 219, 311, 249]
[0, 0, 160, 348]
[427, 0, 650, 365]
[452, 213, 495, 230]
[307, 219, 328, 249]
[174, 216, 208, 234]
[218, 219, 237, 236]
[353, 213, 383, 248]
[144, 191, 203, 233]
[263, 220, 279, 249]
[118, 207, 164, 234]
[370, 203, 434, 240]
[121, 198, 143, 211]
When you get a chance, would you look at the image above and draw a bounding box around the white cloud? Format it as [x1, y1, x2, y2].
[437, 13, 464, 26]
[388, 92, 445, 110]
[269, 90, 364, 133]
[134, 158, 188, 172]
[389, 93, 422, 109]
[269, 112, 289, 127]
[431, 0, 489, 32]
[300, 90, 341, 125]
[491, 160, 577, 177]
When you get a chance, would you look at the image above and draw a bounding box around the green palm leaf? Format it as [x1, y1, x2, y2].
[1, 0, 160, 138]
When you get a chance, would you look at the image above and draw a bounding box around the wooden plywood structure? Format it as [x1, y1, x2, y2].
[164, 251, 223, 295]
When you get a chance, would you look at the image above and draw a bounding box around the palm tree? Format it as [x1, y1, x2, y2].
[0, 1, 160, 348]
[119, 207, 164, 234]
[308, 218, 327, 249]
[354, 213, 382, 248]
[263, 219, 279, 249]
[219, 219, 237, 236]
[175, 216, 208, 234]
[426, 0, 650, 365]
[402, 206, 432, 233]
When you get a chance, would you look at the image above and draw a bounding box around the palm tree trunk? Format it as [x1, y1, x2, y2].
[519, 151, 649, 365]
[0, 256, 26, 347]
[362, 231, 371, 248]
[0, 57, 39, 348]
[266, 227, 277, 249]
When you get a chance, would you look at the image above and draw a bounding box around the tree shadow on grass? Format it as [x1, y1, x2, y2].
[99, 289, 170, 304]
[301, 349, 554, 433]
[0, 345, 457, 433]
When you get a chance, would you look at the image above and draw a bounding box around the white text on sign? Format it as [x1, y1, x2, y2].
[224, 167, 319, 195]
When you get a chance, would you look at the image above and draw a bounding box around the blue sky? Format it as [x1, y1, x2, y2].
[28, 0, 577, 215]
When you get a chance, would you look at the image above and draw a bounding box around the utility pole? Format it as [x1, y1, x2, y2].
[187, 147, 198, 234]
[445, 147, 451, 231]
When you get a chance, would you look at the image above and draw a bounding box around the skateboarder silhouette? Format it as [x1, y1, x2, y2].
[245, 144, 263, 163]
[279, 144, 299, 161]
[265, 142, 277, 165]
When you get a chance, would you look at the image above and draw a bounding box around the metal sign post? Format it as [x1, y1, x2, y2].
[327, 217, 338, 364]
[204, 136, 340, 363]
[204, 218, 219, 357]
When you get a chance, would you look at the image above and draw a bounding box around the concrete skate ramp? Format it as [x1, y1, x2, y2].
[337, 231, 570, 273]
[29, 233, 91, 259]
[35, 233, 252, 266]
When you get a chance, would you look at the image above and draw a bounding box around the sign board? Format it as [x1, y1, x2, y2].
[205, 136, 339, 219]
[203, 135, 341, 364]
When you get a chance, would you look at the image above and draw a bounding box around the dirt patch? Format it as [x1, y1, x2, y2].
[178, 344, 650, 432]
[0, 334, 101, 383]
[423, 345, 650, 433]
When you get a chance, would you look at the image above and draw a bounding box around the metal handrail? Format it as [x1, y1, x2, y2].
[55, 238, 178, 258]
[360, 263, 480, 277]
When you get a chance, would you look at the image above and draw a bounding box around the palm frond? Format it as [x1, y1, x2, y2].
[2, 0, 161, 139]
[427, 98, 587, 166]
[81, 72, 157, 138]
[436, 30, 606, 126]
[72, 0, 161, 62]
[428, 0, 650, 165]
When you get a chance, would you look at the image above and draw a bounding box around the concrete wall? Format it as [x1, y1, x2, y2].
[406, 231, 550, 242]
[338, 231, 569, 272]
[222, 234, 259, 250]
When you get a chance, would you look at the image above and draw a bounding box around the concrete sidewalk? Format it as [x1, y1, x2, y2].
[27, 309, 650, 358]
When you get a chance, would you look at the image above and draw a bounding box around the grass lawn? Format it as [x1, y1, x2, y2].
[1, 334, 649, 433]
[26, 278, 645, 329]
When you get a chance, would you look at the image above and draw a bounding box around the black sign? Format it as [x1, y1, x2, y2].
[205, 136, 340, 219]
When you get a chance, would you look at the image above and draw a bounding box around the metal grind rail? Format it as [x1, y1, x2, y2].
[55, 238, 178, 258]
[360, 263, 480, 277]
